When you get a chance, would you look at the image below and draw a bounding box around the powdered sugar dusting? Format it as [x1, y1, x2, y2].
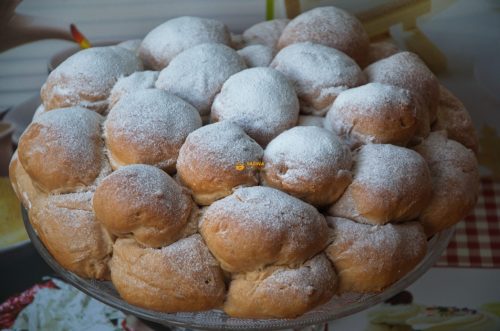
[138, 16, 231, 70]
[264, 126, 352, 184]
[326, 216, 426, 271]
[109, 71, 159, 108]
[242, 19, 290, 49]
[177, 121, 263, 178]
[271, 42, 364, 115]
[354, 144, 427, 194]
[237, 44, 274, 68]
[278, 6, 369, 63]
[19, 107, 105, 192]
[155, 43, 246, 116]
[325, 82, 417, 147]
[41, 46, 142, 111]
[104, 89, 201, 169]
[211, 67, 299, 146]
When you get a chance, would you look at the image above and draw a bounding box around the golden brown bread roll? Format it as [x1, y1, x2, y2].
[413, 131, 480, 237]
[261, 126, 352, 206]
[17, 107, 110, 194]
[138, 16, 231, 70]
[242, 19, 290, 49]
[324, 83, 419, 148]
[29, 192, 113, 280]
[325, 217, 427, 293]
[110, 235, 226, 312]
[9, 151, 46, 210]
[104, 89, 202, 173]
[41, 46, 142, 113]
[108, 70, 159, 108]
[93, 164, 194, 248]
[199, 186, 329, 273]
[211, 67, 299, 146]
[155, 43, 246, 116]
[224, 254, 337, 318]
[270, 42, 365, 116]
[328, 143, 432, 225]
[364, 52, 439, 131]
[432, 85, 479, 154]
[176, 121, 263, 205]
[277, 6, 369, 65]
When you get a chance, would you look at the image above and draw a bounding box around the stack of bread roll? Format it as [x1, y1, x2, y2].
[10, 6, 479, 319]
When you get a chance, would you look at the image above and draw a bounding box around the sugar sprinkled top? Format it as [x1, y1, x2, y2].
[178, 121, 263, 174]
[326, 216, 426, 268]
[237, 44, 274, 68]
[106, 89, 201, 146]
[138, 16, 231, 70]
[264, 126, 352, 183]
[108, 70, 159, 108]
[41, 46, 142, 111]
[242, 18, 290, 49]
[271, 42, 365, 115]
[155, 43, 246, 116]
[211, 67, 299, 146]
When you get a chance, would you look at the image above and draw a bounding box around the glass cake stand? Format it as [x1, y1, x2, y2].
[22, 208, 454, 330]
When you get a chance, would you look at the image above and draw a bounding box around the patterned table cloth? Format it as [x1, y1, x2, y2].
[436, 178, 500, 268]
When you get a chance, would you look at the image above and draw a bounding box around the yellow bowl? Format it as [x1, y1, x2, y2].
[0, 176, 29, 252]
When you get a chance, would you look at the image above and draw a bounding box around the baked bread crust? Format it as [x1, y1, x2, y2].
[93, 164, 194, 248]
[328, 144, 432, 225]
[278, 6, 370, 64]
[176, 121, 263, 205]
[199, 186, 329, 272]
[17, 107, 110, 194]
[110, 235, 226, 312]
[261, 126, 352, 206]
[325, 217, 427, 292]
[413, 131, 480, 236]
[224, 254, 337, 318]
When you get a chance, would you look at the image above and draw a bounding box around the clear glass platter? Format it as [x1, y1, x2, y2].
[22, 208, 454, 330]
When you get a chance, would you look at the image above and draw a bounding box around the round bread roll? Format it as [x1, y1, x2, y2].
[138, 16, 231, 70]
[242, 18, 290, 49]
[270, 42, 365, 116]
[108, 70, 159, 108]
[432, 85, 479, 154]
[29, 192, 113, 280]
[211, 67, 299, 146]
[328, 144, 432, 225]
[33, 104, 46, 120]
[261, 126, 352, 206]
[176, 121, 263, 205]
[9, 151, 46, 210]
[363, 39, 400, 67]
[41, 46, 142, 113]
[364, 52, 439, 127]
[237, 44, 274, 67]
[110, 235, 226, 312]
[224, 254, 337, 318]
[199, 186, 329, 272]
[277, 6, 369, 64]
[325, 217, 427, 293]
[104, 89, 202, 173]
[155, 43, 246, 116]
[93, 164, 194, 248]
[18, 107, 109, 194]
[324, 83, 419, 148]
[298, 115, 324, 128]
[413, 132, 479, 236]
